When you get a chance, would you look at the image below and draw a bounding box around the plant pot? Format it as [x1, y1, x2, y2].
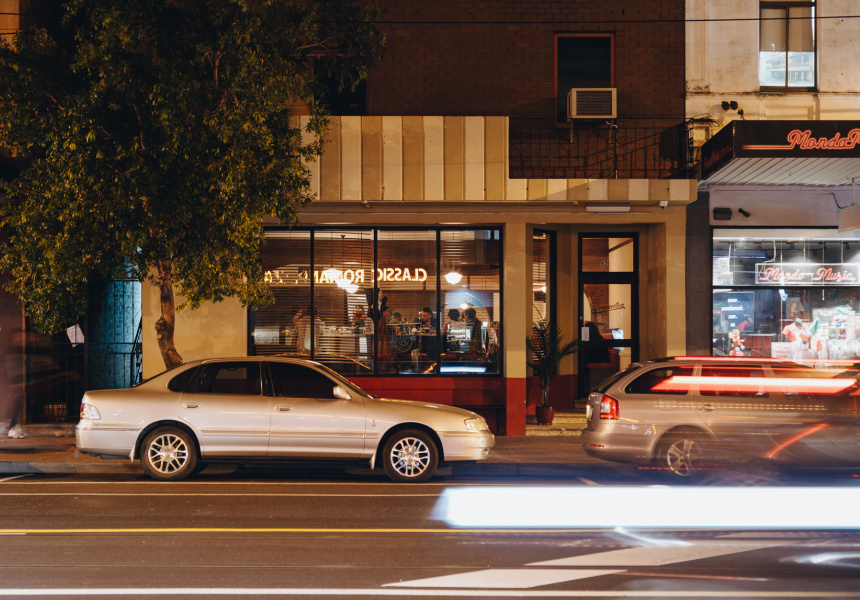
[535, 406, 555, 425]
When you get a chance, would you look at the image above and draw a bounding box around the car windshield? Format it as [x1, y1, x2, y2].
[308, 361, 374, 399]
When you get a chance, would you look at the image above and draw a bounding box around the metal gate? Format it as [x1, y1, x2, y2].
[24, 278, 142, 424]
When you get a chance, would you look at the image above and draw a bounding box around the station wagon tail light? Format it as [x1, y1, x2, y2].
[80, 402, 101, 421]
[599, 394, 619, 420]
[465, 418, 490, 432]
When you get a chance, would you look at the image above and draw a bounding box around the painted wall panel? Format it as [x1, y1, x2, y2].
[361, 116, 383, 201]
[402, 116, 424, 201]
[424, 116, 445, 200]
[444, 116, 465, 201]
[464, 117, 485, 201]
[485, 117, 507, 201]
[341, 116, 362, 201]
[319, 117, 341, 201]
[382, 116, 403, 201]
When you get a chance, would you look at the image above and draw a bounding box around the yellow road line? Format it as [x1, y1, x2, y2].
[0, 527, 597, 534]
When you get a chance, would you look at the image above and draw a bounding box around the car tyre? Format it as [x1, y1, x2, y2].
[655, 430, 708, 483]
[141, 426, 198, 481]
[382, 429, 439, 483]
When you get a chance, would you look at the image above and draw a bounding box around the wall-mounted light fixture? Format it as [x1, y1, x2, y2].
[713, 207, 733, 221]
[721, 100, 744, 119]
[738, 208, 751, 218]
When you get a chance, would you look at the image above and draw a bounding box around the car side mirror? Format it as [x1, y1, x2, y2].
[333, 385, 351, 401]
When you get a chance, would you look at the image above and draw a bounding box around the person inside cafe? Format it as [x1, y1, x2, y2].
[441, 308, 462, 351]
[464, 307, 484, 354]
[419, 307, 437, 332]
[294, 306, 324, 354]
[375, 306, 393, 371]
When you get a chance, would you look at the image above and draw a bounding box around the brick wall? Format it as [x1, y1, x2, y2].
[368, 0, 685, 121]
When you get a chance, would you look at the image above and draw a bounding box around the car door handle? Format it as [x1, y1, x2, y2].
[701, 403, 715, 411]
[183, 402, 199, 409]
[275, 405, 292, 412]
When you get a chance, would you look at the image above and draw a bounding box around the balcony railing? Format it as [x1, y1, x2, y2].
[509, 118, 692, 180]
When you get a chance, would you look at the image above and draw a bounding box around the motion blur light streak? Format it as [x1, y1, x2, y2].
[766, 422, 831, 459]
[434, 487, 860, 529]
[651, 375, 854, 394]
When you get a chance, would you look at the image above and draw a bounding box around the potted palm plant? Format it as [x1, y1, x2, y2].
[526, 320, 579, 425]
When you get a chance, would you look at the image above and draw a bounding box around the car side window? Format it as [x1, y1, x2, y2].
[192, 363, 262, 396]
[624, 366, 694, 395]
[269, 362, 338, 399]
[168, 367, 199, 393]
[700, 365, 767, 397]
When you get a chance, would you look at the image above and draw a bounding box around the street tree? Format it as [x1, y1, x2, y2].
[0, 0, 382, 368]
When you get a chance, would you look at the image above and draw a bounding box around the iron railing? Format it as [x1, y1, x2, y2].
[509, 118, 693, 180]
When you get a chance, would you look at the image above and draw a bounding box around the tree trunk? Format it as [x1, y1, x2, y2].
[154, 260, 184, 369]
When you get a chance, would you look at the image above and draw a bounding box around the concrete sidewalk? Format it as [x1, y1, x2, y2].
[0, 424, 607, 478]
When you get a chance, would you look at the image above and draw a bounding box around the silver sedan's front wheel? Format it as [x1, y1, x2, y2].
[382, 429, 439, 483]
[141, 427, 198, 481]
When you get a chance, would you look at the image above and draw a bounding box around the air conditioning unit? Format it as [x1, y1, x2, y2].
[567, 88, 617, 119]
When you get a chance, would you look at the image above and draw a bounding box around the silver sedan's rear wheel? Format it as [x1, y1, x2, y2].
[141, 427, 198, 481]
[655, 431, 707, 482]
[382, 429, 439, 483]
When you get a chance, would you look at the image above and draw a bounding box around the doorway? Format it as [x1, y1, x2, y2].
[578, 234, 639, 399]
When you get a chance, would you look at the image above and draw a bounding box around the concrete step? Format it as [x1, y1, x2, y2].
[525, 424, 583, 437]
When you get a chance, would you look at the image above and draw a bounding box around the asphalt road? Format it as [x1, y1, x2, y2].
[0, 471, 859, 599]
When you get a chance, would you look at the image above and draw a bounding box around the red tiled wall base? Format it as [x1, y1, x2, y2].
[347, 376, 513, 435]
[525, 374, 577, 413]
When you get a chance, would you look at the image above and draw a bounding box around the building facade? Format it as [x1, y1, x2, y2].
[141, 1, 696, 436]
[686, 0, 860, 368]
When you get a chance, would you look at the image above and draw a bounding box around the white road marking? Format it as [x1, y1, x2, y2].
[0, 475, 32, 483]
[576, 478, 598, 486]
[529, 542, 783, 567]
[1, 590, 858, 597]
[385, 569, 625, 589]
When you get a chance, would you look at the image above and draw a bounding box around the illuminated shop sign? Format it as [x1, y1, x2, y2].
[264, 267, 428, 286]
[755, 263, 860, 285]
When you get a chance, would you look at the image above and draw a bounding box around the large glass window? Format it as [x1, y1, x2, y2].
[712, 229, 860, 365]
[251, 228, 502, 377]
[759, 1, 815, 90]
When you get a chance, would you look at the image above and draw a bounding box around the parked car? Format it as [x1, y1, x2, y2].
[76, 357, 494, 482]
[582, 357, 860, 480]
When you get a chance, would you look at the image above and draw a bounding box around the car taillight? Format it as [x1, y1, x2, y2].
[599, 394, 619, 420]
[80, 401, 101, 421]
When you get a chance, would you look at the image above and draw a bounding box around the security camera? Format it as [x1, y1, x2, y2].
[659, 200, 668, 209]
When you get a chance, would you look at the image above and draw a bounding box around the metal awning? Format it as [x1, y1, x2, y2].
[699, 120, 860, 187]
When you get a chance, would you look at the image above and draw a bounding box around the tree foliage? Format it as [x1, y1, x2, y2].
[0, 0, 383, 367]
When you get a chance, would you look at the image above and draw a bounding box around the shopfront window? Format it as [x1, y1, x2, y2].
[251, 228, 502, 376]
[712, 229, 860, 365]
[439, 230, 501, 374]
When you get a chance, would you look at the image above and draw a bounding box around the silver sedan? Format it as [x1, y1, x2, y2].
[76, 357, 494, 482]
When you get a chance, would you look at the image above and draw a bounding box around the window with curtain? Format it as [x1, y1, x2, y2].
[759, 1, 815, 90]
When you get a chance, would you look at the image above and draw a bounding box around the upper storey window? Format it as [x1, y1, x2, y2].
[556, 34, 614, 122]
[759, 1, 816, 91]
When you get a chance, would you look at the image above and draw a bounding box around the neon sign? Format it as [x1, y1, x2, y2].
[743, 128, 860, 152]
[755, 263, 860, 285]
